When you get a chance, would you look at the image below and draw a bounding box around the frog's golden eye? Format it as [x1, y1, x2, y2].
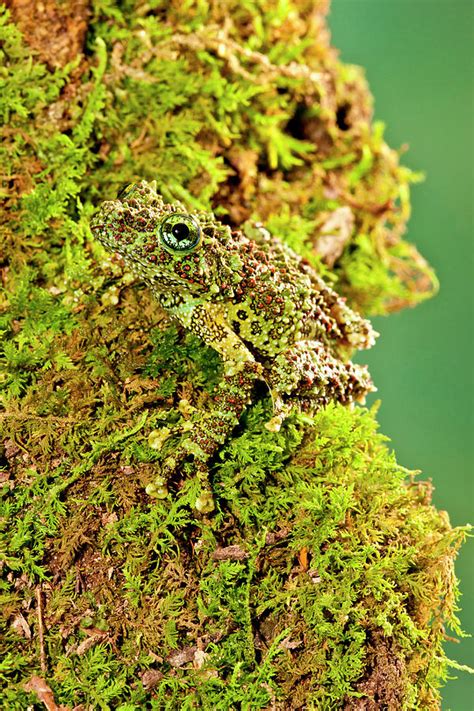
[159, 213, 201, 253]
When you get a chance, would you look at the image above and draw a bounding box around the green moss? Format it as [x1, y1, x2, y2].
[0, 1, 468, 708]
[1, 399, 468, 708]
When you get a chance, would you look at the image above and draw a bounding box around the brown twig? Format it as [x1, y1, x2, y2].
[36, 585, 47, 674]
[211, 544, 249, 561]
[211, 529, 290, 561]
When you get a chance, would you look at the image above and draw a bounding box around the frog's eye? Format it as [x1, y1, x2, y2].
[117, 183, 136, 199]
[158, 213, 201, 253]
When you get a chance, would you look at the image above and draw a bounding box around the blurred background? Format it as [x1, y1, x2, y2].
[330, 1, 473, 708]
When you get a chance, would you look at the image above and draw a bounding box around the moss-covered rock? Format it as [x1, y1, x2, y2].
[0, 1, 468, 708]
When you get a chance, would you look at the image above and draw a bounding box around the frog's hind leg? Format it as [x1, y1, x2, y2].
[148, 300, 266, 512]
[147, 361, 262, 513]
[265, 340, 375, 431]
[192, 362, 263, 512]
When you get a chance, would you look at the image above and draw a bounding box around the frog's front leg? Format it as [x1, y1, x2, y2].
[147, 301, 263, 513]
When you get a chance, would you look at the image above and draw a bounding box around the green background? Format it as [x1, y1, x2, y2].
[330, 1, 473, 708]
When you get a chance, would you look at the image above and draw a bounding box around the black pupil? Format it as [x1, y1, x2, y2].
[172, 223, 190, 241]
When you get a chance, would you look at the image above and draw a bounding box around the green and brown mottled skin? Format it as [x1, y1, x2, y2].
[91, 181, 377, 512]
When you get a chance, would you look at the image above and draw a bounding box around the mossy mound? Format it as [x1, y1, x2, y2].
[2, 394, 466, 709]
[0, 1, 467, 708]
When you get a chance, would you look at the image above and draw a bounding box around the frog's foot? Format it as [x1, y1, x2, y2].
[145, 454, 215, 513]
[145, 453, 181, 499]
[264, 394, 293, 432]
[264, 415, 283, 433]
[192, 459, 215, 514]
[194, 487, 215, 514]
[145, 474, 169, 499]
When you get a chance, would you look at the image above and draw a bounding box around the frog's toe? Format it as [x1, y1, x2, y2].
[145, 474, 169, 499]
[145, 456, 178, 499]
[162, 456, 178, 475]
[264, 414, 284, 432]
[194, 489, 215, 514]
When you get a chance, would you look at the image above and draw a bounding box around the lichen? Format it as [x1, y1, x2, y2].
[0, 2, 468, 708]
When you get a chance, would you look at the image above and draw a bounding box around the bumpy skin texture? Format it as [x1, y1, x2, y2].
[91, 181, 377, 511]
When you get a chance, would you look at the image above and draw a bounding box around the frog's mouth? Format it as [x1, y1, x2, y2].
[90, 202, 118, 247]
[90, 221, 112, 249]
[90, 223, 106, 235]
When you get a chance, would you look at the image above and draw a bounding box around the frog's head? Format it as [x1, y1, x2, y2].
[91, 180, 241, 298]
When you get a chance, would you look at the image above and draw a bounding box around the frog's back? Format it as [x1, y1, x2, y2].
[222, 232, 321, 358]
[227, 226, 375, 359]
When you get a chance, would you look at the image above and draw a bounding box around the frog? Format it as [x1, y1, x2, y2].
[91, 180, 377, 513]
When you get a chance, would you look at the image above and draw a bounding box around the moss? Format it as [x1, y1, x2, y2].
[0, 1, 469, 708]
[1, 399, 468, 708]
